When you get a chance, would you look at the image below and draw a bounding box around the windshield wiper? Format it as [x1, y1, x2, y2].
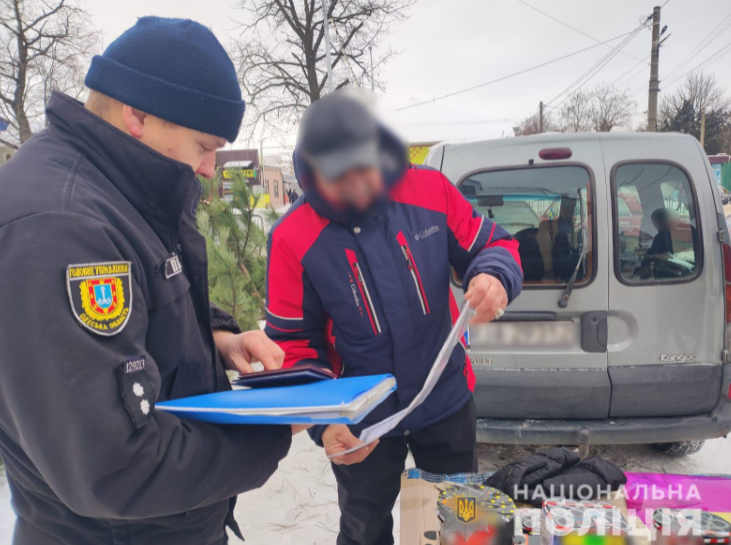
[558, 189, 588, 309]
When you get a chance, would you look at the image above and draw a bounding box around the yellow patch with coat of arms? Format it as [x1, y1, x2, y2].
[66, 261, 133, 336]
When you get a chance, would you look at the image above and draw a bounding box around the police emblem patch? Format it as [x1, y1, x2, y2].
[457, 497, 476, 523]
[66, 261, 132, 336]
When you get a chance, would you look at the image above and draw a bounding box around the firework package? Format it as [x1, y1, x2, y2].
[514, 509, 543, 545]
[541, 499, 633, 545]
[437, 484, 516, 545]
[652, 509, 731, 545]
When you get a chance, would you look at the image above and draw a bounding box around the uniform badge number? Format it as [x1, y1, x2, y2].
[66, 261, 132, 336]
[457, 497, 476, 524]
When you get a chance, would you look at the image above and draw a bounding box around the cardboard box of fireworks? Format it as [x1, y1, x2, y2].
[399, 471, 651, 545]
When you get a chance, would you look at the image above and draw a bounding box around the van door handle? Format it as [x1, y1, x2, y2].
[581, 311, 608, 353]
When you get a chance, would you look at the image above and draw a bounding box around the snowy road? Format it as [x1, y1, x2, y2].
[4, 433, 729, 544]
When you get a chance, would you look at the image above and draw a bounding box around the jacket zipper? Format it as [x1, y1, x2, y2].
[345, 249, 382, 335]
[396, 231, 430, 315]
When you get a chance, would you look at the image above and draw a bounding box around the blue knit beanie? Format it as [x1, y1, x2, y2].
[85, 17, 244, 142]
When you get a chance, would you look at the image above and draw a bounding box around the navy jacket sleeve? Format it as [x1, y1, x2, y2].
[0, 212, 291, 519]
[264, 219, 339, 446]
[210, 304, 242, 334]
[441, 175, 523, 301]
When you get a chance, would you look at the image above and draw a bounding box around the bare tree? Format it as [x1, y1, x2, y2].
[514, 111, 557, 136]
[590, 85, 634, 132]
[558, 89, 592, 133]
[557, 84, 634, 133]
[230, 0, 414, 138]
[659, 72, 731, 154]
[0, 0, 98, 148]
[661, 72, 731, 120]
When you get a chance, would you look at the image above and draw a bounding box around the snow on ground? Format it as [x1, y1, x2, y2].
[2, 434, 730, 544]
[226, 432, 403, 544]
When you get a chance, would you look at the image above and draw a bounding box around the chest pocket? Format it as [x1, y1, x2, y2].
[344, 248, 382, 336]
[395, 231, 431, 315]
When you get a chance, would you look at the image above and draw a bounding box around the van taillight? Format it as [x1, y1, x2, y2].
[539, 148, 572, 160]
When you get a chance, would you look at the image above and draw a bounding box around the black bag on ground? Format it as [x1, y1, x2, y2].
[483, 447, 579, 504]
[484, 450, 626, 506]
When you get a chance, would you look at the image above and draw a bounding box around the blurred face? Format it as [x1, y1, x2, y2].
[122, 106, 226, 178]
[314, 166, 384, 211]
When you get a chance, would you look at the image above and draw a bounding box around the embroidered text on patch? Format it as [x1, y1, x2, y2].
[66, 261, 133, 336]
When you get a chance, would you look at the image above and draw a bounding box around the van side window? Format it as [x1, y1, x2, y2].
[459, 165, 593, 287]
[613, 163, 700, 283]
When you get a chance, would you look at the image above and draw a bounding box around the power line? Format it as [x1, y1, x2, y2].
[611, 53, 651, 87]
[515, 0, 646, 63]
[666, 37, 731, 87]
[664, 11, 731, 81]
[396, 28, 643, 112]
[546, 20, 649, 112]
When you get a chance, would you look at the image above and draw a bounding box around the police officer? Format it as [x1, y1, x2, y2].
[0, 17, 301, 545]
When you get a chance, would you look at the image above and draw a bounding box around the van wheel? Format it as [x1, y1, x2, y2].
[651, 440, 705, 457]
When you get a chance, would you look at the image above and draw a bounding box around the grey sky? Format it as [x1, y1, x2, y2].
[88, 0, 731, 146]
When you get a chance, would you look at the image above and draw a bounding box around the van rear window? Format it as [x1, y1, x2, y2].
[612, 163, 700, 284]
[459, 166, 593, 287]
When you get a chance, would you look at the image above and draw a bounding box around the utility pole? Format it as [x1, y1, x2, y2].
[369, 46, 374, 92]
[700, 107, 706, 149]
[322, 0, 335, 93]
[647, 6, 661, 132]
[539, 101, 544, 133]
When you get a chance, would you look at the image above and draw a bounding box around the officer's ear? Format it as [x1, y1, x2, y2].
[122, 105, 148, 140]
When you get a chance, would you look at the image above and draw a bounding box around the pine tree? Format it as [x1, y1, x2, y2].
[197, 170, 269, 331]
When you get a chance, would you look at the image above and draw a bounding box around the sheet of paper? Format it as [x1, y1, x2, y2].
[330, 302, 475, 458]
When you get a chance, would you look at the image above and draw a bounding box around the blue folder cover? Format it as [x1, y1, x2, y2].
[156, 374, 396, 425]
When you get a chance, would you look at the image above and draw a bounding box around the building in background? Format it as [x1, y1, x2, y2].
[215, 149, 298, 209]
[261, 165, 285, 208]
[709, 154, 731, 191]
[216, 149, 261, 203]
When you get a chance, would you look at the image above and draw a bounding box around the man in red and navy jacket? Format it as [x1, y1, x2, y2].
[265, 92, 523, 545]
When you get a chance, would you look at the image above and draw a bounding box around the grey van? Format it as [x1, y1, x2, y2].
[425, 132, 731, 455]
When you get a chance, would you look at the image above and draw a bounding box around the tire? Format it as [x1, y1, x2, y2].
[652, 440, 705, 457]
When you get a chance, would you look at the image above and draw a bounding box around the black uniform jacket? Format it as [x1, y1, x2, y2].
[0, 92, 292, 545]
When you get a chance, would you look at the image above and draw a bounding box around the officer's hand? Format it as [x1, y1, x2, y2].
[465, 273, 508, 324]
[213, 330, 285, 373]
[323, 424, 378, 465]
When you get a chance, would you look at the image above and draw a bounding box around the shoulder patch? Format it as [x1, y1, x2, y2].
[66, 261, 133, 337]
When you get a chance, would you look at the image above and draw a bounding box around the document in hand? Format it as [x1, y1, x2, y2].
[330, 302, 476, 458]
[156, 374, 396, 425]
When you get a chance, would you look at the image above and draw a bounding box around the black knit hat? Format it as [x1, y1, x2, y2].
[85, 17, 245, 142]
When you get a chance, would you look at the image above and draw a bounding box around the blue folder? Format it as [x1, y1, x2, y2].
[156, 374, 396, 425]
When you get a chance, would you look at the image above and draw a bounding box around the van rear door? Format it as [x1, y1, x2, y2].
[440, 138, 611, 420]
[601, 136, 724, 418]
